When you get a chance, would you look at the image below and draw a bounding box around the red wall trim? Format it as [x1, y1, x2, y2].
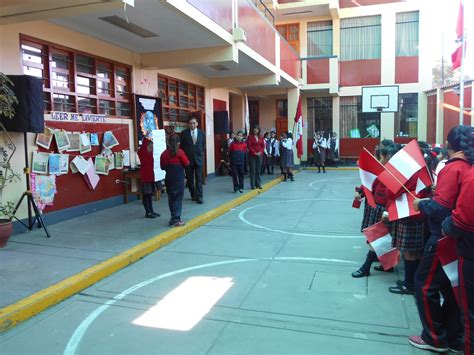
[187, 0, 233, 32]
[339, 0, 406, 8]
[307, 58, 330, 84]
[427, 94, 437, 144]
[339, 59, 381, 87]
[395, 56, 418, 84]
[443, 87, 471, 140]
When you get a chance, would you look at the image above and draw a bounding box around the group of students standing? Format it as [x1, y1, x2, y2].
[312, 131, 339, 173]
[353, 125, 474, 354]
[227, 126, 296, 192]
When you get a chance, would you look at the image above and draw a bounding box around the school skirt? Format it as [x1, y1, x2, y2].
[141, 181, 160, 194]
[314, 148, 327, 165]
[391, 218, 425, 254]
[280, 148, 294, 168]
[360, 202, 385, 232]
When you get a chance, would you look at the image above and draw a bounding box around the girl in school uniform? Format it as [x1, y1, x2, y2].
[442, 145, 474, 355]
[312, 132, 328, 173]
[409, 125, 473, 353]
[229, 130, 246, 193]
[280, 131, 294, 181]
[160, 135, 190, 228]
[138, 138, 160, 219]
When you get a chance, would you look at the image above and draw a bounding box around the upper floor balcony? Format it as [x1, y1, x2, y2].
[302, 56, 339, 93]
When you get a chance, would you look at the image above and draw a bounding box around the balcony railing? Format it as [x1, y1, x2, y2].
[303, 55, 338, 90]
[280, 37, 301, 80]
[186, 0, 233, 33]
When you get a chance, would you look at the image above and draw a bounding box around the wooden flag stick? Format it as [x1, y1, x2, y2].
[363, 147, 417, 199]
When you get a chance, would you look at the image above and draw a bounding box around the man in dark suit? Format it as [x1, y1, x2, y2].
[180, 117, 206, 204]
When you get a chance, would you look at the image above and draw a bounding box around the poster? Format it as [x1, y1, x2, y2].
[122, 150, 130, 167]
[67, 132, 81, 152]
[71, 156, 90, 175]
[36, 127, 53, 149]
[94, 156, 110, 175]
[59, 154, 69, 174]
[54, 130, 70, 152]
[84, 158, 100, 190]
[48, 154, 61, 175]
[90, 133, 99, 146]
[134, 94, 163, 144]
[79, 133, 92, 153]
[152, 129, 166, 182]
[32, 151, 50, 174]
[103, 131, 119, 149]
[114, 152, 124, 169]
[31, 173, 57, 211]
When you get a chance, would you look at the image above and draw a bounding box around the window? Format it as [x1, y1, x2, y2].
[20, 35, 132, 117]
[307, 97, 332, 134]
[276, 100, 288, 119]
[340, 96, 380, 138]
[307, 21, 333, 56]
[396, 11, 419, 57]
[158, 75, 205, 133]
[340, 16, 381, 61]
[276, 23, 299, 53]
[395, 93, 418, 137]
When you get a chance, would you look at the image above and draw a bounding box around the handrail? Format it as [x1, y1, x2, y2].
[257, 0, 275, 26]
[301, 55, 338, 60]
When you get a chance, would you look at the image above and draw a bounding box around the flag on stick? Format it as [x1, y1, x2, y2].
[378, 140, 426, 195]
[364, 222, 400, 270]
[451, 1, 465, 70]
[387, 191, 420, 221]
[294, 96, 304, 159]
[358, 148, 385, 208]
[438, 236, 460, 304]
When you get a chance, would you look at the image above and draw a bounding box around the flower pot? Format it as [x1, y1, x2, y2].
[0, 219, 13, 248]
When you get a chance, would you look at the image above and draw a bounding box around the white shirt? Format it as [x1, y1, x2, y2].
[191, 129, 197, 144]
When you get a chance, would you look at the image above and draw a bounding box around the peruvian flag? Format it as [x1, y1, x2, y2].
[415, 167, 433, 195]
[451, 1, 464, 70]
[438, 236, 460, 304]
[378, 140, 427, 195]
[358, 148, 385, 208]
[364, 222, 400, 270]
[387, 191, 420, 221]
[294, 95, 304, 159]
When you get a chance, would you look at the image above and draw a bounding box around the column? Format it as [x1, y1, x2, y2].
[435, 88, 444, 144]
[287, 87, 300, 165]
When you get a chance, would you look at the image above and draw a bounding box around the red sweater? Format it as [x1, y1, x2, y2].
[160, 148, 189, 169]
[433, 158, 471, 209]
[246, 135, 265, 156]
[138, 142, 154, 183]
[373, 179, 388, 207]
[452, 166, 474, 233]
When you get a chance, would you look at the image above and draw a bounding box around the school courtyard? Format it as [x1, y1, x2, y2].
[0, 171, 428, 354]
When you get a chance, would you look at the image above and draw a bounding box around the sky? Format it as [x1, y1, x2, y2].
[424, 0, 473, 78]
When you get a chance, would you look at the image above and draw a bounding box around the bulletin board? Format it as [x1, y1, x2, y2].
[134, 94, 163, 147]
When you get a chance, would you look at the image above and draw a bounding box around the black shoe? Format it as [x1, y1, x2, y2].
[290, 175, 294, 181]
[374, 265, 394, 272]
[389, 283, 414, 295]
[352, 269, 370, 278]
[256, 185, 262, 189]
[197, 199, 203, 204]
[239, 189, 243, 193]
[145, 213, 157, 219]
[152, 212, 161, 217]
[191, 196, 196, 201]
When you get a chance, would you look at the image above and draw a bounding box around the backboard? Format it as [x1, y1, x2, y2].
[362, 85, 399, 113]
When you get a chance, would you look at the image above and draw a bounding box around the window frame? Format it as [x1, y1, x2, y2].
[19, 34, 133, 118]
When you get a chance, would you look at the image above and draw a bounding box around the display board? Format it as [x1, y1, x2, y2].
[134, 94, 164, 145]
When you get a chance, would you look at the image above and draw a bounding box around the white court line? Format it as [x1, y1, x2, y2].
[64, 257, 358, 355]
[308, 178, 356, 194]
[238, 199, 362, 240]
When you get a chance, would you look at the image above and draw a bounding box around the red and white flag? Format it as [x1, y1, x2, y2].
[358, 148, 385, 208]
[438, 236, 460, 304]
[363, 221, 400, 270]
[451, 1, 465, 70]
[387, 191, 420, 221]
[294, 95, 304, 159]
[378, 140, 427, 194]
[415, 167, 433, 195]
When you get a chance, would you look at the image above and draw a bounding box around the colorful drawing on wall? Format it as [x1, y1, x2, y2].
[90, 133, 99, 146]
[94, 156, 110, 175]
[54, 129, 70, 152]
[48, 154, 61, 175]
[79, 133, 92, 153]
[31, 173, 57, 211]
[36, 127, 53, 149]
[67, 132, 81, 152]
[59, 154, 69, 175]
[71, 155, 90, 175]
[32, 151, 50, 174]
[84, 158, 100, 190]
[134, 94, 163, 145]
[114, 152, 124, 169]
[122, 150, 130, 166]
[102, 131, 119, 149]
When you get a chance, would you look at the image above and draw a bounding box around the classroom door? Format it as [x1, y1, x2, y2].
[249, 100, 259, 129]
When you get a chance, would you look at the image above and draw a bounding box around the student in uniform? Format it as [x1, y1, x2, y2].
[261, 132, 270, 174]
[352, 145, 393, 278]
[138, 138, 160, 219]
[312, 132, 328, 173]
[280, 131, 294, 181]
[442, 165, 474, 355]
[409, 125, 473, 353]
[267, 131, 277, 174]
[160, 135, 189, 228]
[246, 125, 265, 189]
[229, 130, 246, 193]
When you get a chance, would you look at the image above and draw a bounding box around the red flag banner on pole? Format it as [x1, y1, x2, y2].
[452, 1, 464, 70]
[294, 95, 304, 159]
[364, 222, 400, 270]
[358, 148, 385, 208]
[378, 140, 426, 195]
[438, 237, 460, 304]
[387, 191, 420, 221]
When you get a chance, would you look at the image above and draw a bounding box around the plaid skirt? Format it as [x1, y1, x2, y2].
[360, 202, 385, 232]
[280, 148, 294, 168]
[391, 218, 425, 253]
[141, 181, 160, 194]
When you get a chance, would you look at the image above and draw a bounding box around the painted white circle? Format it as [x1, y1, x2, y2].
[308, 177, 356, 194]
[238, 199, 362, 239]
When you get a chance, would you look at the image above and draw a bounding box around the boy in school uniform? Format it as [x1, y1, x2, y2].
[229, 130, 246, 193]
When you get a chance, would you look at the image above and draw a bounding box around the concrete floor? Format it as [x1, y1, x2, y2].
[0, 171, 426, 355]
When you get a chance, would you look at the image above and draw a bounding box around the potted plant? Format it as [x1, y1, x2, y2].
[0, 72, 20, 247]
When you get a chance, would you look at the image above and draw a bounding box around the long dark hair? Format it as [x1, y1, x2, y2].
[447, 125, 474, 164]
[169, 135, 180, 157]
